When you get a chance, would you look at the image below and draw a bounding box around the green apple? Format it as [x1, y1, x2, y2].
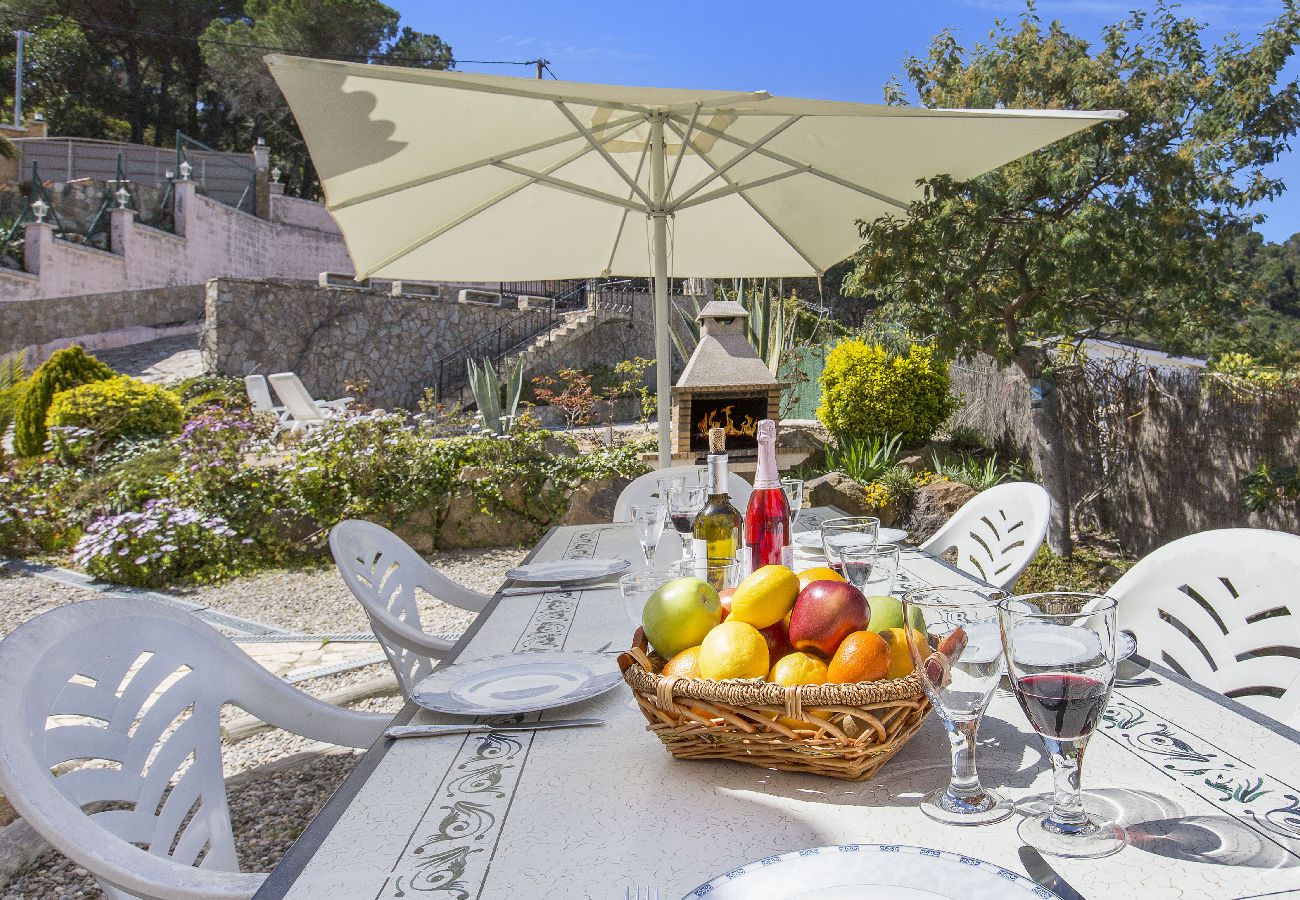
[867, 595, 925, 634]
[641, 577, 722, 659]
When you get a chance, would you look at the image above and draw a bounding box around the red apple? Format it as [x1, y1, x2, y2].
[788, 580, 869, 658]
[759, 620, 793, 660]
[718, 587, 736, 621]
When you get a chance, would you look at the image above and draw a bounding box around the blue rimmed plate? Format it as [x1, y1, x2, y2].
[686, 844, 1061, 899]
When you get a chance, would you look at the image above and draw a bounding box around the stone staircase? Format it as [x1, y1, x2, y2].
[501, 303, 630, 372]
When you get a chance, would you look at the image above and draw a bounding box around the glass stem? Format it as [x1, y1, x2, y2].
[946, 717, 983, 798]
[1046, 737, 1090, 829]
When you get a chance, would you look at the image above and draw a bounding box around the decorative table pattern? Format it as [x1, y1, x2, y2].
[256, 512, 1300, 900]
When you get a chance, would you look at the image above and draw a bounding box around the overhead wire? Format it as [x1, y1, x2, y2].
[0, 9, 549, 70]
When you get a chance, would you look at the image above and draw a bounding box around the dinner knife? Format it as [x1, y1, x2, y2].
[1018, 846, 1086, 900]
[384, 718, 603, 740]
[500, 585, 564, 596]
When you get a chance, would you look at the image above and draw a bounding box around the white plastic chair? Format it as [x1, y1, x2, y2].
[0, 598, 387, 900]
[919, 481, 1051, 591]
[1109, 528, 1300, 726]
[243, 375, 288, 437]
[612, 465, 753, 523]
[330, 520, 490, 698]
[267, 373, 354, 434]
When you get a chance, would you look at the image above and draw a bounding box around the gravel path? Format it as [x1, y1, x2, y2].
[0, 567, 101, 640]
[174, 546, 530, 636]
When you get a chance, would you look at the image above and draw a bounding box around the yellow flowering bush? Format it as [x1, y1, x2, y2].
[817, 340, 956, 445]
[47, 376, 183, 457]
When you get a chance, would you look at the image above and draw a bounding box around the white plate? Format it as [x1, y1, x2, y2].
[1118, 629, 1138, 661]
[411, 652, 622, 716]
[793, 527, 908, 550]
[686, 844, 1060, 899]
[504, 558, 632, 583]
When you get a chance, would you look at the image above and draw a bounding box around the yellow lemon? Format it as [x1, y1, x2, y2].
[768, 651, 829, 686]
[729, 565, 801, 629]
[881, 626, 928, 679]
[698, 621, 770, 680]
[797, 566, 845, 592]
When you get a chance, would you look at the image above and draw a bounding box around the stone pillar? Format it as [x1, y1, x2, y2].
[173, 179, 196, 238]
[268, 179, 284, 223]
[109, 206, 135, 256]
[252, 139, 271, 220]
[23, 221, 52, 274]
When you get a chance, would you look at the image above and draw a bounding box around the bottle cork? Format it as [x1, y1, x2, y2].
[708, 426, 726, 454]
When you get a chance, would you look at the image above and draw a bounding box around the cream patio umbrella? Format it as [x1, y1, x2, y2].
[266, 55, 1123, 464]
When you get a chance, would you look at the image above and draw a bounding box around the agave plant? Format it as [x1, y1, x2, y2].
[825, 433, 904, 484]
[671, 278, 789, 375]
[466, 356, 524, 436]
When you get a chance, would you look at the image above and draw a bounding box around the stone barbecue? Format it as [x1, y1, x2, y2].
[670, 299, 783, 461]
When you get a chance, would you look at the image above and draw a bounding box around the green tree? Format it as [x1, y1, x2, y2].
[201, 0, 451, 195]
[845, 2, 1300, 553]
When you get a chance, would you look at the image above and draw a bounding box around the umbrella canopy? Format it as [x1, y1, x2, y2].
[267, 55, 1123, 462]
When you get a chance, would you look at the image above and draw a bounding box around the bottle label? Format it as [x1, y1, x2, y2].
[690, 541, 709, 578]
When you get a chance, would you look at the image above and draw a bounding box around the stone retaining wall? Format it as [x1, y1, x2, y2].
[0, 284, 206, 356]
[203, 278, 528, 410]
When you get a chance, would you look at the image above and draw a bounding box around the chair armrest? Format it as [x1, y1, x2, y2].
[371, 613, 460, 657]
[228, 657, 390, 748]
[318, 397, 355, 410]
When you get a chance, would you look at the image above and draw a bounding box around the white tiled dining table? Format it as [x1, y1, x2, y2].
[255, 508, 1300, 899]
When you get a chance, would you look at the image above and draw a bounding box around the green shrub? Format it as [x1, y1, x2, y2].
[817, 340, 955, 446]
[173, 374, 251, 417]
[14, 346, 116, 456]
[46, 376, 183, 457]
[0, 351, 26, 463]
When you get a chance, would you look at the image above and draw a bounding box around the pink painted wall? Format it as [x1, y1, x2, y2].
[0, 181, 354, 301]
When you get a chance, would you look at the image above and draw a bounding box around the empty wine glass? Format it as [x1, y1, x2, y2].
[820, 516, 879, 575]
[619, 568, 678, 629]
[903, 586, 1013, 826]
[999, 592, 1125, 859]
[676, 556, 740, 592]
[780, 477, 804, 530]
[667, 486, 707, 558]
[840, 542, 901, 597]
[655, 475, 686, 503]
[628, 504, 666, 565]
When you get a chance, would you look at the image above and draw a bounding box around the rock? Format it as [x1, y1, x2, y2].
[907, 479, 977, 543]
[436, 466, 559, 549]
[561, 476, 631, 525]
[806, 471, 898, 525]
[779, 419, 831, 467]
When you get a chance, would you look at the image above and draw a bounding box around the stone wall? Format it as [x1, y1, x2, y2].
[203, 278, 529, 410]
[0, 283, 205, 356]
[950, 354, 1300, 555]
[1, 180, 352, 302]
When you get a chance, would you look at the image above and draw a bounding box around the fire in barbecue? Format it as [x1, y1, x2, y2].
[696, 405, 758, 441]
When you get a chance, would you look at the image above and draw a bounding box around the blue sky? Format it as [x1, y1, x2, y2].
[393, 0, 1300, 242]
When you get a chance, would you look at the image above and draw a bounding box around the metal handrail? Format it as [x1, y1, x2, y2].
[434, 280, 593, 400]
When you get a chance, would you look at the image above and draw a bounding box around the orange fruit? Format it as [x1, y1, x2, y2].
[881, 627, 929, 679]
[798, 566, 845, 592]
[662, 645, 703, 679]
[827, 631, 891, 683]
[767, 651, 829, 686]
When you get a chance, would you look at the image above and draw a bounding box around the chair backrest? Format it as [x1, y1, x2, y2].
[919, 481, 1050, 590]
[330, 520, 490, 697]
[0, 598, 384, 900]
[243, 374, 276, 414]
[268, 372, 326, 426]
[1108, 528, 1300, 726]
[613, 465, 754, 523]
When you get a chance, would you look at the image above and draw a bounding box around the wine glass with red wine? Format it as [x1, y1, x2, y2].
[999, 592, 1126, 859]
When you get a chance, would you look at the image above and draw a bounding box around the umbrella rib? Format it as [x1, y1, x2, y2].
[669, 115, 802, 207]
[356, 140, 613, 278]
[665, 103, 703, 198]
[327, 111, 646, 213]
[491, 161, 645, 212]
[603, 133, 653, 277]
[684, 118, 912, 211]
[672, 168, 804, 212]
[554, 101, 654, 208]
[667, 119, 822, 274]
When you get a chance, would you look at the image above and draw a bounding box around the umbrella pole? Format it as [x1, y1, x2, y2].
[650, 114, 672, 468]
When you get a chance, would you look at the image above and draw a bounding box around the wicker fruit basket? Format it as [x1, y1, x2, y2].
[617, 631, 932, 781]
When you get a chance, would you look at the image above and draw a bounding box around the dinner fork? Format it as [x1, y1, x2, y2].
[624, 887, 660, 900]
